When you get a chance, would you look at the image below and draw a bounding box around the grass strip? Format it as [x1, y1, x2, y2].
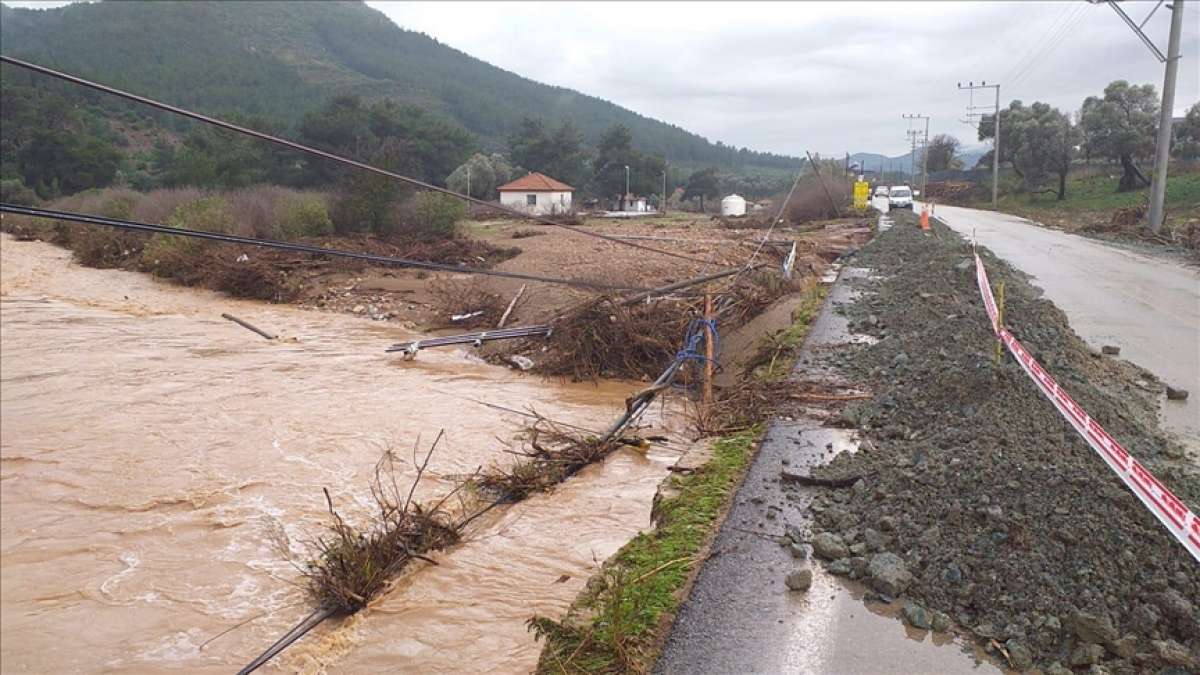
[528, 428, 761, 675]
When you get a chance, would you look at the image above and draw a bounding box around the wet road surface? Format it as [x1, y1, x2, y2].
[655, 263, 997, 675]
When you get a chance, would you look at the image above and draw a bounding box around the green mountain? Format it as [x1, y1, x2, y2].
[0, 0, 798, 171]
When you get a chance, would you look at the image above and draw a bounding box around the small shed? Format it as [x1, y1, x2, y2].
[721, 194, 747, 217]
[497, 172, 574, 215]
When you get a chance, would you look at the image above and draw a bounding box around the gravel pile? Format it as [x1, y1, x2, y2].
[801, 217, 1199, 673]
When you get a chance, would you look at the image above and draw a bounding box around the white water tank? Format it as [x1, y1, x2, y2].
[721, 194, 747, 216]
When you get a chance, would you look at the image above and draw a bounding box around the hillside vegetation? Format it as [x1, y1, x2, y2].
[0, 0, 797, 171]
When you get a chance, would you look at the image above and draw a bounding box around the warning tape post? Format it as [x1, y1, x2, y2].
[973, 251, 1200, 563]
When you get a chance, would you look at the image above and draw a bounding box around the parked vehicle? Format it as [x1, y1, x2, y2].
[887, 185, 914, 210]
[874, 186, 889, 197]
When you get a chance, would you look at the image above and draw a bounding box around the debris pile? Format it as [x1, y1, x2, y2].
[475, 418, 623, 502]
[302, 435, 463, 614]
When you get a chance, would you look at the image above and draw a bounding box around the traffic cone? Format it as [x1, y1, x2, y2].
[920, 204, 930, 231]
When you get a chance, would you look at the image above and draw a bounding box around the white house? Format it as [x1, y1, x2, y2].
[621, 194, 650, 212]
[497, 172, 574, 216]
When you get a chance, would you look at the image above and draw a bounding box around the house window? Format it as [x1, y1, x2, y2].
[526, 194, 537, 206]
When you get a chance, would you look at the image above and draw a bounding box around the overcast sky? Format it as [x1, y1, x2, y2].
[365, 0, 1198, 158]
[9, 1, 1199, 159]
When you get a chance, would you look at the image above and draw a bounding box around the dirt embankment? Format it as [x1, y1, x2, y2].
[800, 214, 1199, 673]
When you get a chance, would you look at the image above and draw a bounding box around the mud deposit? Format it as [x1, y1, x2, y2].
[0, 235, 686, 673]
[803, 216, 1200, 672]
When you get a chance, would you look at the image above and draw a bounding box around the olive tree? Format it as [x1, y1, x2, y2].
[981, 101, 1079, 200]
[1079, 80, 1158, 192]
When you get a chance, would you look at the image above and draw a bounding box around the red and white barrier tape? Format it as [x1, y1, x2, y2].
[974, 252, 1200, 562]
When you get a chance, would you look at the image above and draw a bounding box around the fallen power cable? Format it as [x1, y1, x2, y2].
[233, 207, 814, 670]
[0, 204, 649, 292]
[0, 55, 715, 267]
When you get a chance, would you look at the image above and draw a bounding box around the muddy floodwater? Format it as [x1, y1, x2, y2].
[0, 235, 684, 673]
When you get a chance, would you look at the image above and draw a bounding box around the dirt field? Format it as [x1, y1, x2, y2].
[297, 212, 871, 332]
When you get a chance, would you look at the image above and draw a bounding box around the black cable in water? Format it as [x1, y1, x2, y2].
[0, 203, 651, 292]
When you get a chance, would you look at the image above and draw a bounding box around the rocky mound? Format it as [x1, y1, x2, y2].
[802, 216, 1199, 673]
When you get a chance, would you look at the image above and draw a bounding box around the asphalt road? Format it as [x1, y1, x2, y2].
[655, 265, 995, 675]
[913, 200, 1200, 448]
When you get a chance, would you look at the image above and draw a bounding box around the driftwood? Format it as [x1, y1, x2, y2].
[497, 284, 527, 328]
[221, 313, 276, 340]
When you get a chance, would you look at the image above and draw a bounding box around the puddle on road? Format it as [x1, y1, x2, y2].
[0, 235, 684, 673]
[782, 425, 1002, 675]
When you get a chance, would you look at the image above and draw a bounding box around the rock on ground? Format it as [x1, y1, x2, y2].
[785, 568, 813, 592]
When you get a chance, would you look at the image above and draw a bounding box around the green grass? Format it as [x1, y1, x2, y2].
[969, 168, 1200, 214]
[529, 428, 761, 674]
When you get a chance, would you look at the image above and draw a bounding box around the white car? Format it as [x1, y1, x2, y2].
[887, 186, 914, 210]
[873, 186, 889, 198]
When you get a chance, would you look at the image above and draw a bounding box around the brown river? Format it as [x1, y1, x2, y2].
[0, 235, 686, 673]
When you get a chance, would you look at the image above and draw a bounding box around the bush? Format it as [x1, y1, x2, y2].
[166, 195, 235, 232]
[69, 192, 145, 268]
[280, 194, 333, 238]
[0, 179, 38, 206]
[140, 197, 233, 284]
[408, 192, 465, 240]
[131, 187, 204, 225]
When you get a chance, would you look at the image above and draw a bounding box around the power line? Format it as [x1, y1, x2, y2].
[1009, 3, 1089, 91]
[1002, 1, 1075, 84]
[0, 55, 716, 266]
[0, 203, 655, 292]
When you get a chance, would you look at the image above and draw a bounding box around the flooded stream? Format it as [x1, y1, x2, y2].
[0, 235, 683, 673]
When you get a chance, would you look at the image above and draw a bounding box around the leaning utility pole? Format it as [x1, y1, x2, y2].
[958, 81, 1001, 208]
[903, 113, 930, 197]
[1149, 1, 1185, 233]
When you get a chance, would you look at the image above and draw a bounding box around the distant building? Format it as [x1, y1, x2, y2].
[721, 194, 747, 216]
[497, 172, 574, 215]
[621, 194, 650, 212]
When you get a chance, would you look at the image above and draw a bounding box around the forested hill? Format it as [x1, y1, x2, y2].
[0, 0, 798, 171]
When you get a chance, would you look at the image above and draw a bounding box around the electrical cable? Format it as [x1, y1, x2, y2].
[1002, 2, 1075, 85]
[1009, 4, 1088, 91]
[0, 55, 717, 266]
[0, 203, 655, 292]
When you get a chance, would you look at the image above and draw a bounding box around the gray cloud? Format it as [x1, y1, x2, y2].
[369, 1, 1198, 158]
[8, 1, 1195, 159]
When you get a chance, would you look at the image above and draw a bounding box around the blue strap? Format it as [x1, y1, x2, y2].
[675, 318, 720, 366]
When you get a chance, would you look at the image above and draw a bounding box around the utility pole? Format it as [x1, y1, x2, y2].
[1100, 0, 1186, 233]
[1149, 0, 1184, 233]
[466, 165, 471, 201]
[958, 81, 1001, 208]
[662, 164, 668, 214]
[905, 128, 920, 182]
[903, 113, 930, 197]
[624, 164, 630, 211]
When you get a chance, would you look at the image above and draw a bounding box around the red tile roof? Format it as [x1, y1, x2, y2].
[497, 171, 574, 192]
